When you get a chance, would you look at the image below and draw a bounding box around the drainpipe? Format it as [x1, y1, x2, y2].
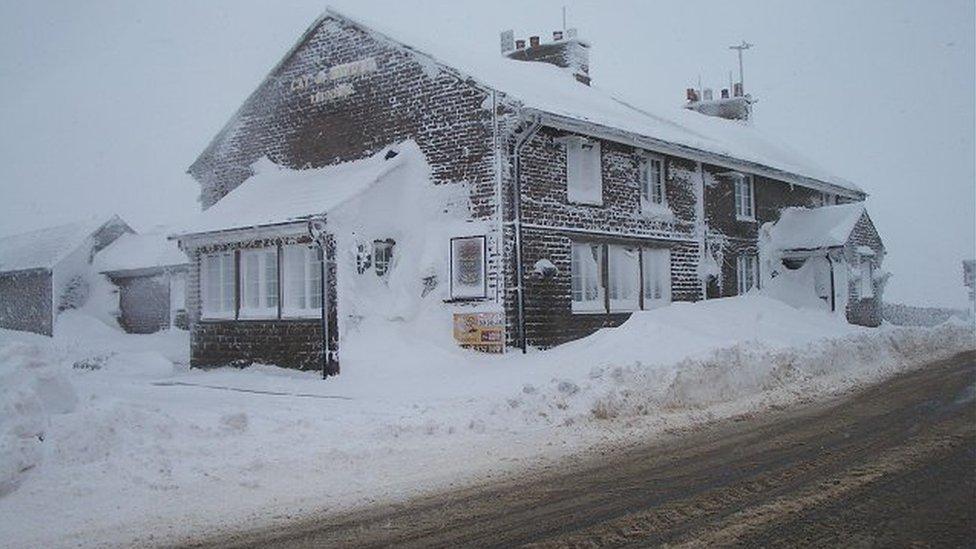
[826, 253, 836, 313]
[512, 115, 542, 353]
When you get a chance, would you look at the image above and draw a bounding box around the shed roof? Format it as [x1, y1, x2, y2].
[95, 232, 188, 273]
[175, 142, 422, 237]
[0, 215, 126, 273]
[767, 203, 867, 251]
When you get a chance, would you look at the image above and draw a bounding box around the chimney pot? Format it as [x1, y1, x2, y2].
[529, 36, 540, 48]
[686, 88, 698, 102]
[733, 82, 743, 97]
[703, 88, 713, 101]
[721, 88, 729, 99]
[515, 39, 526, 50]
[553, 30, 564, 41]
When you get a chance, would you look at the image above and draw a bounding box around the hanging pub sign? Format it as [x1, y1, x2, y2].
[450, 235, 486, 299]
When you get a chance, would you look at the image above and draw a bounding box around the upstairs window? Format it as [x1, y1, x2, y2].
[565, 137, 603, 205]
[608, 245, 640, 312]
[282, 244, 322, 318]
[201, 252, 235, 319]
[639, 154, 666, 206]
[737, 254, 760, 294]
[571, 242, 605, 312]
[239, 248, 278, 318]
[734, 174, 755, 220]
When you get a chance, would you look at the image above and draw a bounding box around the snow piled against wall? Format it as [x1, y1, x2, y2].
[0, 297, 973, 547]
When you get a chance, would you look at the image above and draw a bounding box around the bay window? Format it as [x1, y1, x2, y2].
[239, 248, 278, 318]
[642, 248, 672, 308]
[201, 252, 235, 319]
[565, 137, 603, 205]
[282, 244, 322, 317]
[734, 174, 755, 220]
[608, 245, 640, 312]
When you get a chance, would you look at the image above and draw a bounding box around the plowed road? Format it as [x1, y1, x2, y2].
[198, 351, 975, 548]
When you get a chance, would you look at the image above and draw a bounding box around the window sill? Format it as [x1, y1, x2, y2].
[567, 198, 604, 207]
[735, 215, 757, 223]
[444, 296, 488, 303]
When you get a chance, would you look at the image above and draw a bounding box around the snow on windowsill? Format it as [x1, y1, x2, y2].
[640, 201, 675, 221]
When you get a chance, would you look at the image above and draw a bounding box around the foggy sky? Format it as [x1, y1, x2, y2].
[0, 0, 973, 307]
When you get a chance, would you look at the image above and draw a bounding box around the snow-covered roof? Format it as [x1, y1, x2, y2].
[308, 9, 862, 197]
[95, 232, 188, 273]
[0, 216, 125, 273]
[767, 203, 867, 251]
[175, 142, 423, 237]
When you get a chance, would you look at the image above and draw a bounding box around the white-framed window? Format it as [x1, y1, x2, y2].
[819, 192, 836, 206]
[734, 174, 755, 220]
[737, 254, 760, 294]
[608, 245, 640, 312]
[373, 239, 395, 277]
[860, 257, 875, 299]
[571, 241, 605, 312]
[565, 137, 603, 205]
[239, 248, 278, 318]
[281, 244, 322, 318]
[201, 252, 235, 319]
[642, 248, 672, 309]
[639, 154, 666, 206]
[450, 236, 486, 299]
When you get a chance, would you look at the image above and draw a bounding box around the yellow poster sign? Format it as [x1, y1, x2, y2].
[453, 312, 505, 353]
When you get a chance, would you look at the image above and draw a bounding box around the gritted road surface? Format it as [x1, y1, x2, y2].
[195, 351, 975, 548]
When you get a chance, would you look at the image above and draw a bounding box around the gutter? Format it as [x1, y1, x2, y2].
[512, 115, 542, 353]
[531, 110, 865, 201]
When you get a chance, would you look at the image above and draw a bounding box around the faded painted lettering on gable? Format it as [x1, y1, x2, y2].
[290, 57, 378, 105]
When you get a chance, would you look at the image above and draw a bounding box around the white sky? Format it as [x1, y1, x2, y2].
[0, 0, 973, 307]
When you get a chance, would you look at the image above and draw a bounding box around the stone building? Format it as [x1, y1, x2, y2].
[96, 232, 189, 334]
[174, 9, 884, 371]
[0, 216, 132, 336]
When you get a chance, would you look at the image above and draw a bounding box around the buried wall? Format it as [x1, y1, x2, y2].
[0, 269, 53, 336]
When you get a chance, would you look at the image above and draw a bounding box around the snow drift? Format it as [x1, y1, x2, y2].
[0, 296, 972, 547]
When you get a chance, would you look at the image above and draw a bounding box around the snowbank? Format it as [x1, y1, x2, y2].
[0, 297, 972, 547]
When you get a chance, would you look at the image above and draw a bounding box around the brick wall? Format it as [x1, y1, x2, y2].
[184, 14, 509, 366]
[507, 127, 702, 348]
[0, 269, 53, 336]
[703, 164, 823, 297]
[185, 232, 339, 371]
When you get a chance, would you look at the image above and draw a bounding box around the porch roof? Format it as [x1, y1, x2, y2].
[767, 203, 867, 251]
[173, 142, 419, 238]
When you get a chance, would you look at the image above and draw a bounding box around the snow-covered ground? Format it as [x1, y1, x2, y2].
[1, 298, 973, 548]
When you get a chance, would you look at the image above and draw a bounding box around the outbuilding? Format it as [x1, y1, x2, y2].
[763, 203, 886, 326]
[96, 231, 190, 333]
[0, 216, 132, 336]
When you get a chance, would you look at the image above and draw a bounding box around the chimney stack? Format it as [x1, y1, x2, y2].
[685, 82, 752, 121]
[502, 28, 591, 85]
